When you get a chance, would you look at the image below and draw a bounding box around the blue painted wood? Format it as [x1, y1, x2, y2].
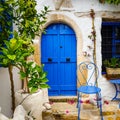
[41, 23, 77, 96]
[102, 22, 120, 26]
[109, 79, 120, 101]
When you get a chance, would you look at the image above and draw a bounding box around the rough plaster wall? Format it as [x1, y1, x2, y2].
[0, 0, 120, 117]
[72, 0, 120, 12]
[36, 0, 120, 12]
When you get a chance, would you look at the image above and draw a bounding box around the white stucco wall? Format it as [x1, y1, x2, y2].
[36, 0, 120, 12]
[0, 0, 120, 117]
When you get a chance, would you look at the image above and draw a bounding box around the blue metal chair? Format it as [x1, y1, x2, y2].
[77, 61, 103, 120]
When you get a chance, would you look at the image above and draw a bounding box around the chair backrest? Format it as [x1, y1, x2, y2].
[77, 61, 99, 86]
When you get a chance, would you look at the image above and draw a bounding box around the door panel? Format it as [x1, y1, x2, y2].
[41, 23, 77, 96]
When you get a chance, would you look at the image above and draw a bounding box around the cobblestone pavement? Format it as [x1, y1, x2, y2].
[42, 96, 120, 120]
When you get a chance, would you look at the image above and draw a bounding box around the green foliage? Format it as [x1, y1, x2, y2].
[0, 0, 13, 47]
[99, 0, 120, 5]
[0, 0, 49, 93]
[103, 58, 120, 68]
[6, 0, 49, 39]
[105, 0, 120, 5]
[0, 31, 34, 67]
[0, 0, 49, 47]
[19, 62, 50, 93]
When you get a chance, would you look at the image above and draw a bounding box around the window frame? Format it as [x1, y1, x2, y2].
[102, 22, 120, 74]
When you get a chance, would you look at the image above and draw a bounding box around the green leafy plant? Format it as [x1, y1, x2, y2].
[0, 31, 33, 67]
[20, 62, 49, 93]
[103, 58, 120, 68]
[0, 0, 12, 47]
[0, 31, 34, 110]
[0, 0, 49, 112]
[99, 0, 120, 5]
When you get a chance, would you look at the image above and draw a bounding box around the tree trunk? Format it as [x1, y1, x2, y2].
[8, 65, 15, 112]
[23, 78, 29, 93]
[22, 66, 29, 93]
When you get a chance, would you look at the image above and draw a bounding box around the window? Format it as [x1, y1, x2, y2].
[102, 22, 120, 73]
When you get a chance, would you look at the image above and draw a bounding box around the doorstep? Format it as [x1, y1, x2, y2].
[43, 97, 120, 120]
[49, 96, 77, 102]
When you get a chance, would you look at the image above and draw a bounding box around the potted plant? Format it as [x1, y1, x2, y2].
[0, 0, 50, 117]
[103, 57, 120, 79]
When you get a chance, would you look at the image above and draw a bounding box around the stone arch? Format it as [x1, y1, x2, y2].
[33, 13, 86, 87]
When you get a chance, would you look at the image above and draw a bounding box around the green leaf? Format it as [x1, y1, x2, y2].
[0, 8, 4, 12]
[1, 47, 8, 55]
[13, 30, 18, 38]
[40, 84, 50, 88]
[25, 20, 30, 28]
[44, 6, 48, 11]
[19, 71, 27, 79]
[3, 59, 9, 65]
[7, 55, 16, 60]
[40, 78, 48, 83]
[10, 38, 17, 49]
[30, 87, 38, 93]
[40, 72, 47, 79]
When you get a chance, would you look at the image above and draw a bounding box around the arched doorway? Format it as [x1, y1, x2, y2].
[41, 23, 77, 96]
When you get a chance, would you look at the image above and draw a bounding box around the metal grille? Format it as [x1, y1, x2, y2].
[102, 22, 120, 73]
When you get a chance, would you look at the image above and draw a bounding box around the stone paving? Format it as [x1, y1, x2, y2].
[42, 96, 120, 120]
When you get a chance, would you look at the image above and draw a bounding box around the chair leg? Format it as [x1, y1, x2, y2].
[96, 94, 100, 108]
[77, 92, 81, 120]
[97, 93, 104, 120]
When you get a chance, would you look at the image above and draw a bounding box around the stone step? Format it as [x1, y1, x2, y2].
[43, 100, 120, 120]
[49, 96, 77, 102]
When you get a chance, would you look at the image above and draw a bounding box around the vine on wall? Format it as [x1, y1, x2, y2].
[83, 9, 96, 62]
[88, 9, 96, 63]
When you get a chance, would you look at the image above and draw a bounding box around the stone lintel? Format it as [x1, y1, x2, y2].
[74, 11, 120, 21]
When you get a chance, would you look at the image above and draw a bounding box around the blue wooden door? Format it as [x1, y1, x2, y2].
[41, 23, 77, 96]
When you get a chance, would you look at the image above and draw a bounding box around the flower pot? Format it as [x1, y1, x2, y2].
[106, 67, 120, 80]
[15, 89, 51, 120]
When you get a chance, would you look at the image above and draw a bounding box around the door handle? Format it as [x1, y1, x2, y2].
[48, 58, 52, 62]
[66, 58, 70, 62]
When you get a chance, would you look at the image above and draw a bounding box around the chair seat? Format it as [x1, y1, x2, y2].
[77, 85, 101, 94]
